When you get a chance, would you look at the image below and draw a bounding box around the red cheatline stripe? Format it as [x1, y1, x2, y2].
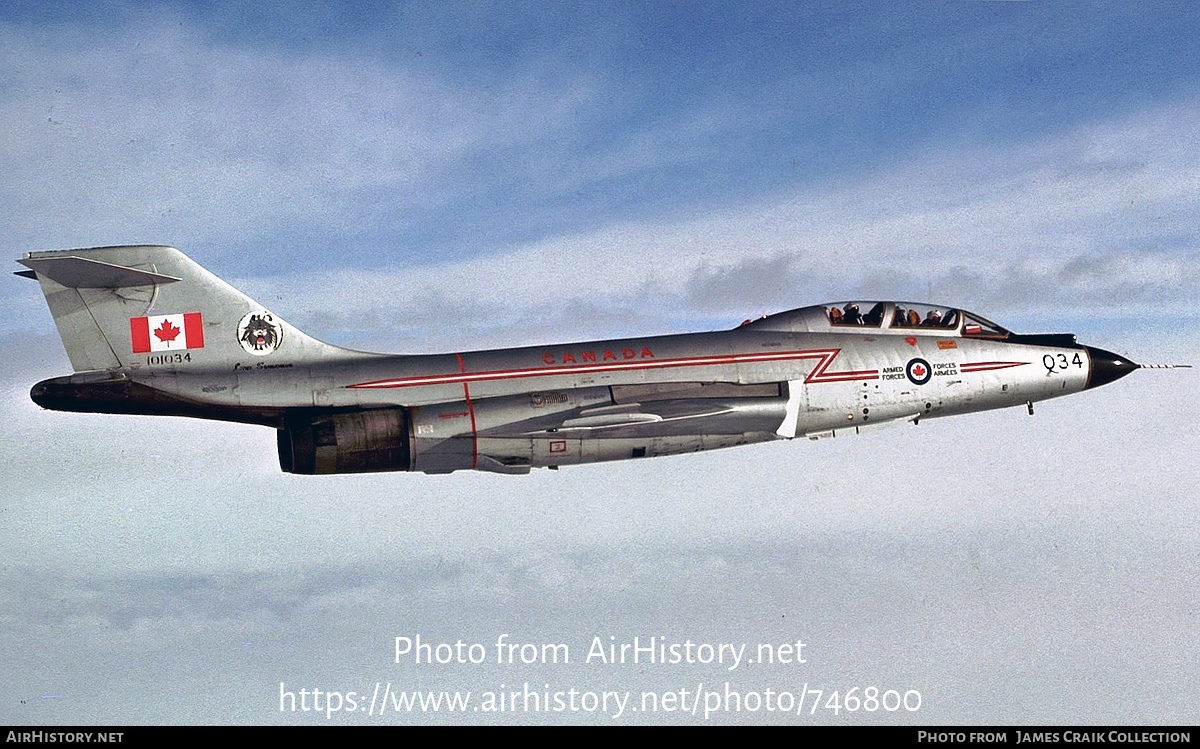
[348, 349, 879, 389]
[804, 349, 877, 383]
[959, 361, 1028, 372]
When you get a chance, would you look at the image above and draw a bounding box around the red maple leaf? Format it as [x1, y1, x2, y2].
[154, 319, 181, 343]
[912, 364, 926, 378]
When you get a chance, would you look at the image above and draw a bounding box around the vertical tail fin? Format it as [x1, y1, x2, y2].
[18, 245, 361, 372]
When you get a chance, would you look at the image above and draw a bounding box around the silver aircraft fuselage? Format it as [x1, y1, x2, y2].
[20, 247, 1139, 475]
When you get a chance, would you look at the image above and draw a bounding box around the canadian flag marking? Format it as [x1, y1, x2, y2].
[131, 313, 205, 353]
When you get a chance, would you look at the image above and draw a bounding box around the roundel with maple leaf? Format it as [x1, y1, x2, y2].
[237, 311, 283, 356]
[905, 357, 932, 385]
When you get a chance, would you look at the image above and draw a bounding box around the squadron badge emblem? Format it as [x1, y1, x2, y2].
[237, 311, 283, 356]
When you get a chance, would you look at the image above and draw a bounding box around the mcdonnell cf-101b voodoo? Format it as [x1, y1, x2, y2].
[18, 245, 1143, 475]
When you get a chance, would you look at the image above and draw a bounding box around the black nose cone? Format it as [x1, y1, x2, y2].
[1084, 346, 1138, 390]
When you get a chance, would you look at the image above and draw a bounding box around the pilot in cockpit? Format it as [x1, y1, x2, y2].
[862, 302, 886, 326]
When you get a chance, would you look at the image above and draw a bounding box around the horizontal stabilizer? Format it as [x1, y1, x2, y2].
[18, 255, 181, 289]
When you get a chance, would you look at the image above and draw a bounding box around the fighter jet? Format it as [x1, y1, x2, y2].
[18, 245, 1144, 475]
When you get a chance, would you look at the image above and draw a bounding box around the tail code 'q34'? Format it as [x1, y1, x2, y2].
[18, 245, 1153, 475]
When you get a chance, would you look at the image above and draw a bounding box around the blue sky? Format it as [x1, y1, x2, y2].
[6, 2, 1200, 278]
[3, 1, 1199, 725]
[3, 1, 1199, 352]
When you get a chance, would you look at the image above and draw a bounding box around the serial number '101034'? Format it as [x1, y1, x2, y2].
[147, 352, 192, 366]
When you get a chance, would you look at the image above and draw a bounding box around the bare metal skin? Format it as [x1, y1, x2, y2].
[19, 246, 1138, 475]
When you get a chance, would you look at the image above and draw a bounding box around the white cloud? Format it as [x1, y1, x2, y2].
[222, 94, 1200, 353]
[5, 518, 1200, 723]
[6, 12, 1198, 350]
[5, 7, 1200, 726]
[0, 13, 609, 254]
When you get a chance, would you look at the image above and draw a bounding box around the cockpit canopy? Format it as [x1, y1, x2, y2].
[738, 301, 1011, 338]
